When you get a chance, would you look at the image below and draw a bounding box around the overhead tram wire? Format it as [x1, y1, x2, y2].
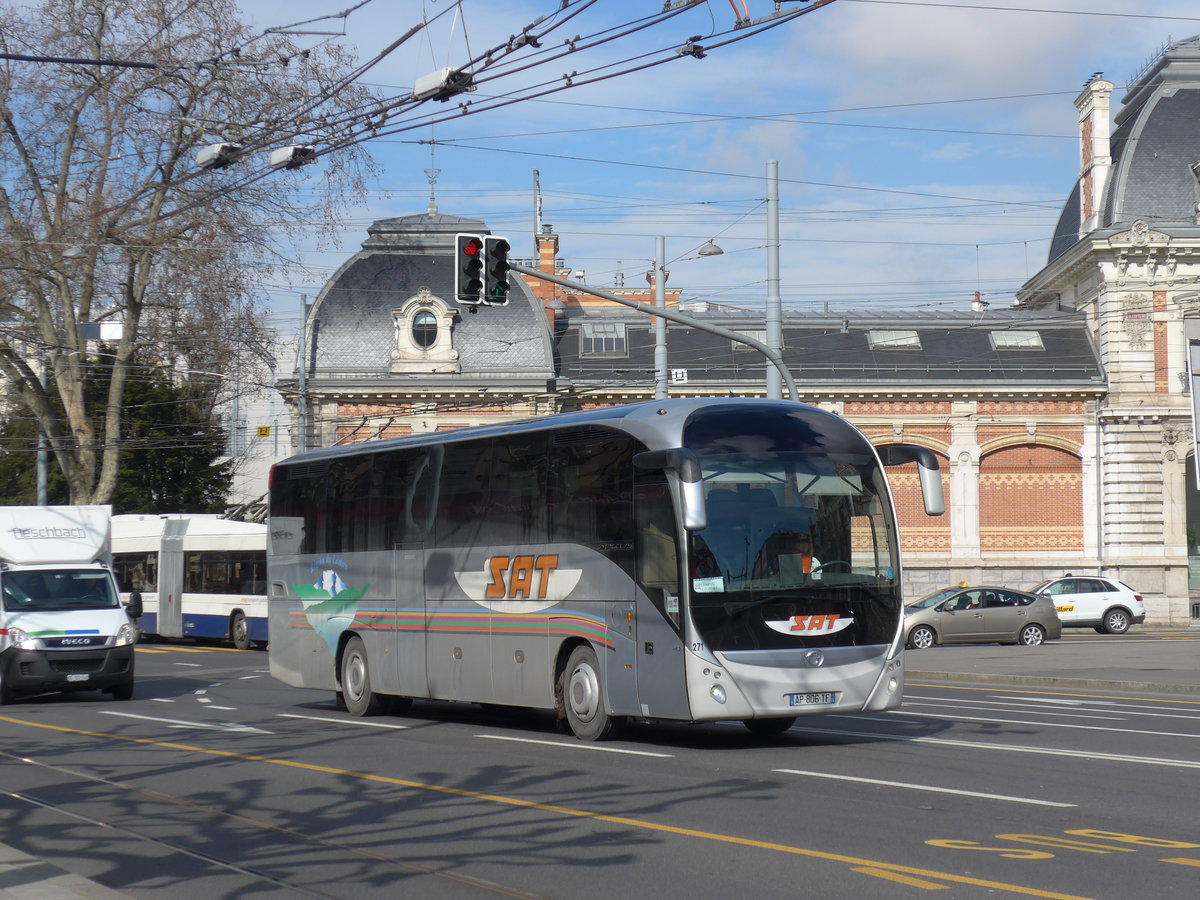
[148, 0, 831, 226]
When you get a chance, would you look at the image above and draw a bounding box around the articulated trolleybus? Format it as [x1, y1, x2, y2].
[112, 515, 268, 650]
[267, 399, 943, 740]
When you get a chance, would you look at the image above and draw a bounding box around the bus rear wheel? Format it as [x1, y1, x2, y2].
[341, 636, 383, 716]
[229, 611, 252, 651]
[563, 645, 622, 741]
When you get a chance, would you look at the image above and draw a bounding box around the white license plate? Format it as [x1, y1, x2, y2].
[786, 691, 837, 707]
[66, 674, 90, 682]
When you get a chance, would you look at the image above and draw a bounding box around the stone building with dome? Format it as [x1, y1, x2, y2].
[272, 36, 1200, 625]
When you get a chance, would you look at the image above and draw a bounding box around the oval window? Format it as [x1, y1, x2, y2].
[412, 311, 437, 349]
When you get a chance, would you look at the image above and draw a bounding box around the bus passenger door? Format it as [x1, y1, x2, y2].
[157, 517, 189, 639]
[634, 479, 690, 721]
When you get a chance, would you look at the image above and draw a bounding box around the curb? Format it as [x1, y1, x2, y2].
[907, 670, 1200, 698]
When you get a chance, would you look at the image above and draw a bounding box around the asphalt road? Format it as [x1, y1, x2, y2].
[2, 629, 1198, 900]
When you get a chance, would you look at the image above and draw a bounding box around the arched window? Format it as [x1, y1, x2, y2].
[412, 311, 437, 348]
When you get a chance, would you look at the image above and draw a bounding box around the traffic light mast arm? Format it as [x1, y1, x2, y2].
[508, 262, 797, 401]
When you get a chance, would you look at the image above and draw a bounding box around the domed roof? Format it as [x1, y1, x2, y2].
[1049, 35, 1200, 265]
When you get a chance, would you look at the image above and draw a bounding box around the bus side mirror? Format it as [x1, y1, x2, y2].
[126, 590, 143, 619]
[633, 448, 707, 531]
[878, 445, 945, 516]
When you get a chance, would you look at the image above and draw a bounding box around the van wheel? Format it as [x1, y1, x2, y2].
[230, 611, 252, 650]
[1100, 608, 1131, 635]
[109, 680, 134, 701]
[340, 636, 383, 716]
[562, 645, 623, 741]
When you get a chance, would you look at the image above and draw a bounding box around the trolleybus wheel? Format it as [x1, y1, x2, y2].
[341, 636, 383, 716]
[563, 645, 623, 741]
[230, 611, 252, 651]
[742, 717, 796, 736]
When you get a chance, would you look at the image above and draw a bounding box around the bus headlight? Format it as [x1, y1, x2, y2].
[114, 623, 134, 647]
[7, 627, 37, 650]
[709, 683, 726, 704]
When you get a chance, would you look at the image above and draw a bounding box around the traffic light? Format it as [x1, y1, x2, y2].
[483, 236, 511, 305]
[454, 233, 484, 304]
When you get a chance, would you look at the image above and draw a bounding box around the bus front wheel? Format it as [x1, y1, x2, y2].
[563, 645, 623, 741]
[341, 636, 383, 716]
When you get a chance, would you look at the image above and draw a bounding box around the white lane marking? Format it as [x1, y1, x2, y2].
[207, 706, 237, 711]
[100, 711, 271, 734]
[911, 693, 1200, 720]
[173, 662, 201, 667]
[150, 698, 174, 703]
[239, 675, 262, 680]
[773, 768, 1075, 808]
[276, 713, 410, 729]
[895, 710, 1200, 740]
[476, 734, 673, 758]
[790, 725, 1200, 770]
[904, 701, 1125, 721]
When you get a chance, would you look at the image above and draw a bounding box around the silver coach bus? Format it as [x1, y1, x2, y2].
[267, 399, 943, 740]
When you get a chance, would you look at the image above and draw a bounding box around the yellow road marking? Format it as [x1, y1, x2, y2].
[0, 714, 1093, 900]
[853, 866, 950, 889]
[907, 683, 1200, 707]
[1162, 858, 1200, 868]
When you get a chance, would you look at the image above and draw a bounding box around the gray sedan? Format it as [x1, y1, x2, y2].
[904, 586, 1062, 649]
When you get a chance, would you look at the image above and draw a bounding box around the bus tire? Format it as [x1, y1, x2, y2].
[743, 717, 796, 736]
[563, 645, 623, 741]
[230, 611, 252, 651]
[340, 636, 383, 716]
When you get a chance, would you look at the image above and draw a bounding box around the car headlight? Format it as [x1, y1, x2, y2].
[6, 627, 39, 651]
[114, 622, 134, 647]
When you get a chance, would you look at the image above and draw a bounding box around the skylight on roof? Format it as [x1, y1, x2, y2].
[868, 329, 921, 350]
[991, 330, 1044, 350]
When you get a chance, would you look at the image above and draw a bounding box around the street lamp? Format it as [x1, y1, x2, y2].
[697, 240, 724, 257]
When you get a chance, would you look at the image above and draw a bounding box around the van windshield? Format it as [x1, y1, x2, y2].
[1, 571, 119, 611]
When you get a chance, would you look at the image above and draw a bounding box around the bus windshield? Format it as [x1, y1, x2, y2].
[683, 406, 900, 651]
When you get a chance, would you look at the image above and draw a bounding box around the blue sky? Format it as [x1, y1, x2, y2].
[236, 0, 1200, 334]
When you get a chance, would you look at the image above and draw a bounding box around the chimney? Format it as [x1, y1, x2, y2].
[537, 223, 558, 274]
[1075, 76, 1114, 236]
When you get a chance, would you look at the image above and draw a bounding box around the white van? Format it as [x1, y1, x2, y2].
[1031, 575, 1146, 634]
[0, 506, 138, 703]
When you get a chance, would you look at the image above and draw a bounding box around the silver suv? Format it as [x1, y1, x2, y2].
[1030, 576, 1146, 634]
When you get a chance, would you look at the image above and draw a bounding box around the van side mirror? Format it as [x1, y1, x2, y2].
[126, 590, 143, 619]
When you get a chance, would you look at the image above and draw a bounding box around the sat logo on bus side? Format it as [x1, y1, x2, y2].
[765, 614, 854, 636]
[454, 554, 583, 613]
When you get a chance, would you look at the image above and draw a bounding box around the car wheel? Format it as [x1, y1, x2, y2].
[1100, 608, 1131, 635]
[907, 625, 936, 650]
[1019, 624, 1046, 646]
